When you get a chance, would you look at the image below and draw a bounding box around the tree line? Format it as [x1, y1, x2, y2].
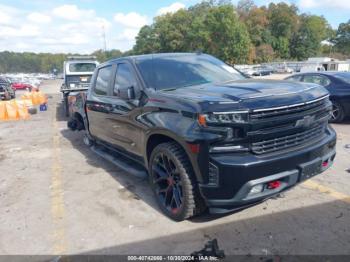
[133, 0, 350, 64]
[0, 0, 349, 73]
[0, 49, 124, 74]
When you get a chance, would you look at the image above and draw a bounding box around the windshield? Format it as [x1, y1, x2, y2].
[69, 63, 96, 73]
[135, 54, 246, 90]
[334, 72, 350, 84]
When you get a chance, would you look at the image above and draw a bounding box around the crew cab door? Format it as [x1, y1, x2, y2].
[105, 62, 144, 156]
[86, 64, 115, 142]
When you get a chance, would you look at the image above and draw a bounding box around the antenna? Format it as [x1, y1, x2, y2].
[102, 24, 107, 52]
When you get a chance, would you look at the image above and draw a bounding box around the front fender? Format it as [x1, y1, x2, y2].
[141, 111, 221, 183]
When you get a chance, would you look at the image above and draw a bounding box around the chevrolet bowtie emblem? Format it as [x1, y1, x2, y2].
[295, 115, 315, 128]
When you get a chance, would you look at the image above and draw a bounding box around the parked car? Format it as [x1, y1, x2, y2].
[11, 82, 34, 91]
[241, 67, 256, 76]
[251, 66, 274, 76]
[300, 65, 325, 73]
[5, 77, 16, 98]
[68, 53, 336, 221]
[285, 71, 350, 122]
[276, 63, 293, 74]
[0, 76, 15, 100]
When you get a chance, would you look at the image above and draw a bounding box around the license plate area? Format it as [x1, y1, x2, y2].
[299, 158, 322, 182]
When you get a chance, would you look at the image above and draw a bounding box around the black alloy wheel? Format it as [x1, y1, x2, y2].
[330, 101, 345, 123]
[149, 142, 204, 221]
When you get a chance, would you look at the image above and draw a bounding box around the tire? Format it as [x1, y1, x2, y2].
[63, 94, 69, 117]
[149, 142, 205, 221]
[330, 101, 345, 123]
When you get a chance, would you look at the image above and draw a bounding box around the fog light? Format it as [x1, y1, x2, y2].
[249, 184, 264, 194]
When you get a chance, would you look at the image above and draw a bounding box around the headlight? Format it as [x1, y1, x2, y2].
[198, 111, 249, 126]
[69, 83, 76, 88]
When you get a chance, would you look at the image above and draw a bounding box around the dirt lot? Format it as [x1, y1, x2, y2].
[0, 79, 350, 257]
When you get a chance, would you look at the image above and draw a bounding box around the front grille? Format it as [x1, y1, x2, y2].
[250, 96, 328, 121]
[251, 124, 326, 155]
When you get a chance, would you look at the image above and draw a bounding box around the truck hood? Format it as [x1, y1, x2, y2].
[159, 79, 329, 112]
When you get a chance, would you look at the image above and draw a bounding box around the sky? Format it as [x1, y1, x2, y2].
[0, 0, 349, 54]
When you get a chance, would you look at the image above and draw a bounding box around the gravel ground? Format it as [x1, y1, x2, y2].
[0, 79, 349, 258]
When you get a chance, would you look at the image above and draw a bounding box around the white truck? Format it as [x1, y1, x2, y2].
[60, 56, 99, 116]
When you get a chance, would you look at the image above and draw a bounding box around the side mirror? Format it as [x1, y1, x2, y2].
[127, 86, 135, 100]
[119, 86, 136, 100]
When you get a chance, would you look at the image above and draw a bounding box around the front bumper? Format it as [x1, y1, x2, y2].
[199, 126, 337, 213]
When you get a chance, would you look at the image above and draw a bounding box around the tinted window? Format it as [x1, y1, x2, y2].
[303, 75, 330, 87]
[113, 63, 137, 96]
[135, 54, 246, 90]
[69, 63, 96, 73]
[95, 66, 112, 96]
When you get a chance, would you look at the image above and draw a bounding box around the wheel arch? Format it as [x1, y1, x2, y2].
[145, 131, 204, 183]
[67, 112, 86, 131]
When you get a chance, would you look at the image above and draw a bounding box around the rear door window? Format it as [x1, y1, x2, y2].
[94, 66, 112, 96]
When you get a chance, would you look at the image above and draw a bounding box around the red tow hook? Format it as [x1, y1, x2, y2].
[267, 180, 281, 190]
[322, 161, 329, 168]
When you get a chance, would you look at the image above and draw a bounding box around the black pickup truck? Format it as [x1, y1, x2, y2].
[68, 53, 336, 221]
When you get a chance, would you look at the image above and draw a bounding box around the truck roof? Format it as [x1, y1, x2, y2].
[65, 60, 98, 64]
[67, 56, 97, 61]
[100, 52, 206, 67]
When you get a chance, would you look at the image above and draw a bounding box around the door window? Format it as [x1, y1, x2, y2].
[114, 63, 136, 96]
[94, 66, 112, 96]
[303, 75, 331, 87]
